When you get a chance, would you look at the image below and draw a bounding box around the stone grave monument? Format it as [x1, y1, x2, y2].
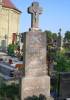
[21, 2, 51, 100]
[59, 72, 70, 99]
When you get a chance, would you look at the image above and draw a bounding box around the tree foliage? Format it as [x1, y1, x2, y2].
[44, 30, 70, 72]
[64, 31, 70, 41]
[0, 83, 19, 100]
[44, 30, 52, 43]
[7, 44, 17, 56]
[55, 51, 70, 72]
[52, 33, 57, 40]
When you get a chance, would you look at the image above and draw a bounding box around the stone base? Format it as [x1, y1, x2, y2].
[47, 97, 54, 100]
[21, 75, 51, 100]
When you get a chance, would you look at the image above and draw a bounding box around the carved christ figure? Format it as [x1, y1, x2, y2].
[35, 12, 37, 23]
[32, 9, 39, 28]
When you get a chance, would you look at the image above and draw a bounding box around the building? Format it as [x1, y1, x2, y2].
[0, 0, 21, 49]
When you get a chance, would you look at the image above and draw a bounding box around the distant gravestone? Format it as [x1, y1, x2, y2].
[59, 72, 70, 99]
[1, 40, 7, 52]
[21, 2, 52, 100]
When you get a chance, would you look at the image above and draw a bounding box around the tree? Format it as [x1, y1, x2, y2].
[44, 30, 53, 44]
[64, 31, 70, 41]
[7, 44, 17, 56]
[52, 33, 57, 40]
[44, 30, 58, 48]
[44, 30, 70, 72]
[55, 51, 70, 72]
[63, 31, 70, 49]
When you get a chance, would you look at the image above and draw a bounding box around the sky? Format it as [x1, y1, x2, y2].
[12, 0, 70, 36]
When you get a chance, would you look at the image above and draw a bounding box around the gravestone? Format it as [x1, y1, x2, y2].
[1, 40, 7, 52]
[21, 2, 51, 100]
[59, 72, 70, 99]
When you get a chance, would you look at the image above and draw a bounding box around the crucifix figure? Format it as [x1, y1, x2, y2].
[28, 2, 42, 29]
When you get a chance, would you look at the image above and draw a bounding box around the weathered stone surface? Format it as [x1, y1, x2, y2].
[21, 30, 51, 100]
[28, 2, 42, 30]
[59, 72, 70, 99]
[25, 30, 48, 77]
[21, 76, 50, 100]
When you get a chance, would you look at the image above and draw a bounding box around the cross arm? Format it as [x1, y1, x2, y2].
[28, 6, 33, 14]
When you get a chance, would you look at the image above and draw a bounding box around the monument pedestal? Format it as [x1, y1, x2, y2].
[21, 76, 51, 100]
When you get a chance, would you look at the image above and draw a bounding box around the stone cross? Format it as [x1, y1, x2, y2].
[28, 2, 42, 29]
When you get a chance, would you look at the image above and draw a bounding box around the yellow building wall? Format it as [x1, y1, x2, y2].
[0, 7, 20, 47]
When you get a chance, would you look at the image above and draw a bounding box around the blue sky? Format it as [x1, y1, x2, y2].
[12, 0, 70, 35]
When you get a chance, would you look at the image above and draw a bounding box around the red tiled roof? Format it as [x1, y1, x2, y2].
[2, 0, 21, 12]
